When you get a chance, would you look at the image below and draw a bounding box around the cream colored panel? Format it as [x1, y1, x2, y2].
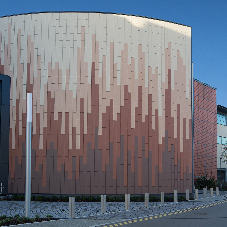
[39, 134, 43, 149]
[106, 14, 114, 92]
[132, 16, 138, 79]
[142, 18, 149, 88]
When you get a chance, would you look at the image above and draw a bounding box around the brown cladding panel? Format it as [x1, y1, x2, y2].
[148, 150, 153, 192]
[154, 165, 159, 194]
[127, 150, 135, 194]
[117, 135, 125, 194]
[142, 149, 148, 193]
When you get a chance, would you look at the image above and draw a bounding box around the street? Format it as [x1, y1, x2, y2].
[127, 200, 227, 227]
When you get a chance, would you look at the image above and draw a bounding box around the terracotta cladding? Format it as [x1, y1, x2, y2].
[193, 80, 217, 179]
[0, 12, 192, 194]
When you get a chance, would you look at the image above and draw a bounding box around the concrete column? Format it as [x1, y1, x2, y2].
[145, 193, 149, 208]
[101, 195, 106, 213]
[195, 189, 198, 199]
[174, 190, 178, 203]
[125, 194, 130, 210]
[216, 187, 219, 196]
[69, 197, 75, 218]
[186, 189, 189, 201]
[203, 188, 206, 198]
[161, 192, 164, 206]
[210, 188, 213, 197]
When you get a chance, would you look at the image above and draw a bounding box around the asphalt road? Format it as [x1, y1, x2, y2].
[128, 201, 227, 227]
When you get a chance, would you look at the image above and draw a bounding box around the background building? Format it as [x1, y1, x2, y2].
[217, 105, 227, 183]
[0, 74, 10, 194]
[193, 79, 217, 180]
[0, 12, 192, 194]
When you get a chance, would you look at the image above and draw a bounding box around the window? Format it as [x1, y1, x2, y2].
[217, 136, 222, 144]
[217, 136, 227, 145]
[217, 113, 227, 126]
[223, 137, 227, 145]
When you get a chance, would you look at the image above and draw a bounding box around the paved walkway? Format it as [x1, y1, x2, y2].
[0, 192, 226, 226]
[126, 198, 227, 227]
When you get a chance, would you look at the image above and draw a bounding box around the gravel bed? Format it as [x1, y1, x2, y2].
[0, 198, 225, 219]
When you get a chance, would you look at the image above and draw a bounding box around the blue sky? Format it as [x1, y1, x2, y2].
[1, 0, 226, 106]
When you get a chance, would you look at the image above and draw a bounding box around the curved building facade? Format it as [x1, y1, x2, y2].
[0, 12, 192, 194]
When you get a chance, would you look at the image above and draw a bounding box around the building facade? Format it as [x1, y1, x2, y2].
[193, 79, 217, 180]
[0, 74, 10, 194]
[217, 105, 227, 183]
[0, 12, 192, 194]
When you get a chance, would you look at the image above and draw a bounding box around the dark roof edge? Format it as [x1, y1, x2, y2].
[0, 11, 191, 27]
[217, 105, 227, 114]
[194, 78, 217, 90]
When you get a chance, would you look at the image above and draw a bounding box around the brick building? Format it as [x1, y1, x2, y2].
[193, 79, 217, 180]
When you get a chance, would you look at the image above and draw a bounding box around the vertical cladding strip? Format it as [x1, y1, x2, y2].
[123, 85, 128, 187]
[181, 118, 186, 180]
[16, 29, 22, 164]
[165, 65, 171, 186]
[76, 45, 81, 149]
[154, 109, 159, 187]
[130, 58, 135, 129]
[137, 86, 142, 187]
[99, 56, 107, 172]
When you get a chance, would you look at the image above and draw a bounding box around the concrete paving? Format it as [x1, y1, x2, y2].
[0, 191, 226, 226]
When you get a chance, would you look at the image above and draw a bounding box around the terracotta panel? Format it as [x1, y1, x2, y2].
[142, 149, 148, 193]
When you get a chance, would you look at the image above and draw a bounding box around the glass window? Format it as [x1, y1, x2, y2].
[217, 113, 227, 125]
[217, 136, 222, 144]
[222, 137, 227, 145]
